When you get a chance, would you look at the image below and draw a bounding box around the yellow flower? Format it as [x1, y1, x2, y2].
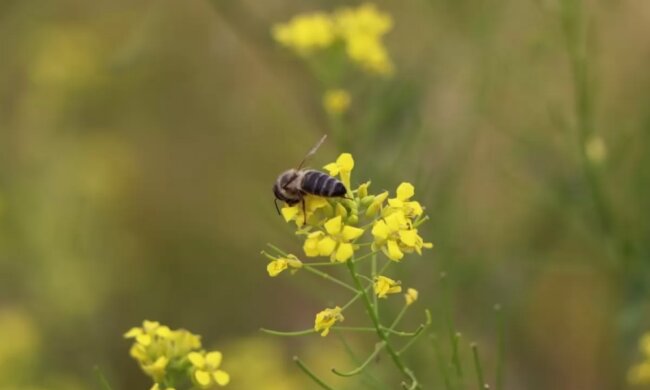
[189, 351, 230, 388]
[151, 384, 175, 390]
[628, 361, 650, 384]
[404, 288, 418, 306]
[324, 153, 354, 191]
[281, 195, 332, 227]
[323, 89, 351, 116]
[334, 3, 394, 75]
[314, 306, 344, 337]
[585, 135, 607, 164]
[374, 276, 402, 298]
[272, 12, 336, 55]
[387, 182, 423, 218]
[125, 321, 202, 383]
[267, 254, 303, 277]
[371, 211, 432, 261]
[302, 216, 364, 262]
[142, 356, 168, 383]
[335, 3, 393, 38]
[642, 333, 650, 356]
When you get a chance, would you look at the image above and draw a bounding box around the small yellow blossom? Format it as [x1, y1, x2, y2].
[334, 3, 394, 75]
[323, 89, 351, 116]
[272, 12, 336, 55]
[151, 384, 175, 390]
[303, 216, 364, 262]
[314, 306, 344, 337]
[125, 320, 202, 384]
[372, 211, 432, 261]
[188, 351, 230, 388]
[267, 254, 303, 277]
[585, 135, 607, 164]
[374, 276, 402, 298]
[387, 182, 423, 218]
[324, 153, 354, 192]
[629, 332, 650, 384]
[281, 195, 332, 227]
[404, 288, 419, 306]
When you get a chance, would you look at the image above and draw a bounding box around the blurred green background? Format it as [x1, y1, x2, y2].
[1, 0, 650, 389]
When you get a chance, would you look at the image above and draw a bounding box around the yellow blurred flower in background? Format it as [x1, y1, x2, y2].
[272, 12, 336, 55]
[629, 332, 650, 384]
[323, 89, 351, 116]
[404, 288, 419, 306]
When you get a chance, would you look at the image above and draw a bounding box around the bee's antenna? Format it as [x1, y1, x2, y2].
[297, 134, 327, 170]
[274, 198, 281, 215]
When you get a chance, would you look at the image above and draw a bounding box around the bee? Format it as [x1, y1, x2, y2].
[273, 135, 347, 222]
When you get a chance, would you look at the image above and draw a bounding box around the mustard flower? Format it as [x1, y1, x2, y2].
[281, 195, 332, 227]
[585, 135, 607, 164]
[404, 288, 419, 306]
[267, 254, 303, 277]
[151, 384, 175, 390]
[365, 190, 389, 217]
[374, 275, 402, 298]
[387, 182, 423, 218]
[272, 12, 336, 55]
[371, 211, 432, 261]
[323, 89, 351, 116]
[334, 3, 394, 75]
[629, 333, 650, 384]
[303, 216, 364, 262]
[314, 306, 344, 337]
[125, 320, 202, 384]
[188, 351, 230, 388]
[324, 153, 354, 191]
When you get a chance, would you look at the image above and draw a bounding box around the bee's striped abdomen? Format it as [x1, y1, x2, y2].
[301, 170, 347, 198]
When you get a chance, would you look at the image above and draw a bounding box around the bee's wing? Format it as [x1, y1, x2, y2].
[297, 134, 327, 170]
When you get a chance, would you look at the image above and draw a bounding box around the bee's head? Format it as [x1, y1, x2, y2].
[273, 169, 299, 205]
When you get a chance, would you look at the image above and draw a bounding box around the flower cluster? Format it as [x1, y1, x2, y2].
[264, 152, 431, 337]
[125, 320, 230, 390]
[629, 332, 650, 384]
[272, 3, 394, 76]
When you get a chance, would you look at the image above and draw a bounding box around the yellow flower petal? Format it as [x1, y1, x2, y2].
[335, 203, 348, 218]
[396, 182, 415, 200]
[136, 334, 152, 346]
[124, 327, 143, 338]
[386, 239, 403, 261]
[281, 205, 299, 222]
[194, 369, 212, 387]
[405, 288, 418, 306]
[336, 153, 354, 171]
[324, 216, 343, 235]
[214, 370, 230, 386]
[371, 220, 389, 240]
[188, 352, 206, 368]
[267, 259, 288, 277]
[317, 236, 337, 256]
[399, 229, 418, 247]
[341, 225, 364, 241]
[205, 351, 223, 368]
[155, 326, 172, 338]
[357, 181, 370, 198]
[334, 242, 354, 262]
[323, 162, 340, 176]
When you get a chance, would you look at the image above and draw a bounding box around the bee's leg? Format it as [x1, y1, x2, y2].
[274, 199, 281, 215]
[301, 198, 307, 227]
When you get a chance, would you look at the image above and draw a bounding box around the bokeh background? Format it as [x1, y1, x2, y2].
[1, 0, 650, 389]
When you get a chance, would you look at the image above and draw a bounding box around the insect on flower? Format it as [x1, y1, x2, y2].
[273, 135, 348, 224]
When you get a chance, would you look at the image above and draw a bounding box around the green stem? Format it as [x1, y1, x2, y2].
[93, 366, 113, 390]
[371, 253, 379, 317]
[495, 304, 505, 390]
[260, 328, 315, 336]
[430, 335, 453, 390]
[471, 344, 486, 390]
[303, 265, 357, 293]
[346, 260, 420, 388]
[332, 341, 387, 377]
[397, 310, 432, 355]
[294, 356, 334, 390]
[441, 273, 463, 379]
